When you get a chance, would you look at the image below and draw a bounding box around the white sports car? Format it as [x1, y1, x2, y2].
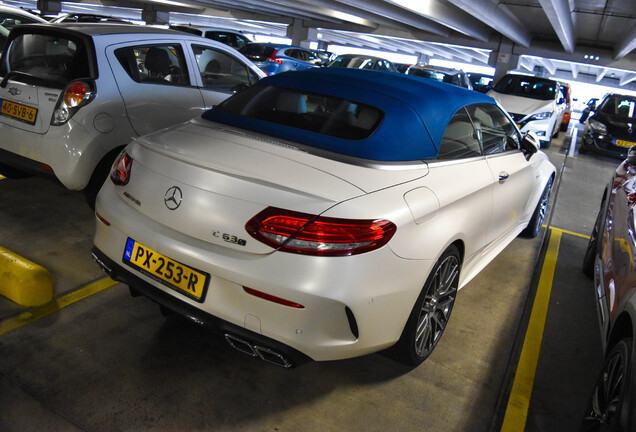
[92, 68, 556, 367]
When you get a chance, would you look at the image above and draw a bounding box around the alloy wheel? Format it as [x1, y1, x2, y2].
[414, 254, 459, 358]
[581, 338, 631, 431]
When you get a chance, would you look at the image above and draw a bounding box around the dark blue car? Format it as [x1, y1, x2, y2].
[239, 43, 320, 75]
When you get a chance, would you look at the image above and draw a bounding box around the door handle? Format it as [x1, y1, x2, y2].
[498, 171, 510, 183]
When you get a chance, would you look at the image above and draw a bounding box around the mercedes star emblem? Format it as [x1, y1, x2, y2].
[164, 186, 182, 210]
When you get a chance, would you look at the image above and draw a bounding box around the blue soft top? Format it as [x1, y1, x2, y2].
[202, 68, 495, 161]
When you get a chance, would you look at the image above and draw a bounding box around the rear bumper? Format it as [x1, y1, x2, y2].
[93, 182, 428, 362]
[581, 134, 629, 159]
[91, 246, 311, 367]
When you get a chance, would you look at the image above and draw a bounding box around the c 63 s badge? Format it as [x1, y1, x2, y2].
[212, 230, 247, 246]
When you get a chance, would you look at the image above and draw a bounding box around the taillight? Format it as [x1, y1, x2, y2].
[267, 49, 283, 64]
[51, 80, 95, 125]
[110, 150, 132, 186]
[245, 207, 396, 256]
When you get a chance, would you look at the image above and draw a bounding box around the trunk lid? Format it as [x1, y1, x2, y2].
[118, 119, 427, 254]
[0, 79, 61, 134]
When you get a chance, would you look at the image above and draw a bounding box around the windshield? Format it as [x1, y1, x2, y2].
[599, 95, 636, 119]
[493, 75, 557, 101]
[329, 56, 375, 69]
[0, 32, 91, 87]
[218, 85, 383, 140]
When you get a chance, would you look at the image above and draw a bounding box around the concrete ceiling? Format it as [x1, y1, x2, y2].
[7, 0, 636, 89]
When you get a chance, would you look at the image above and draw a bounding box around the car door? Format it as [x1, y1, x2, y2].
[106, 40, 206, 136]
[469, 103, 536, 245]
[284, 48, 304, 71]
[435, 107, 493, 256]
[189, 43, 263, 109]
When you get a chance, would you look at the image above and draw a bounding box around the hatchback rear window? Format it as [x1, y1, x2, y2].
[1, 33, 90, 86]
[218, 85, 383, 140]
[239, 44, 276, 61]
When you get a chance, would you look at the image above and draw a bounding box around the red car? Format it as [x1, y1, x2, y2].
[582, 147, 636, 430]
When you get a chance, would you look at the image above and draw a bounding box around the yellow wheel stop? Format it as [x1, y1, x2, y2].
[0, 246, 53, 306]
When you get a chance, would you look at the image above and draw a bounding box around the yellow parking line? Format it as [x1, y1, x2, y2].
[0, 277, 117, 336]
[501, 229, 562, 431]
[549, 226, 590, 240]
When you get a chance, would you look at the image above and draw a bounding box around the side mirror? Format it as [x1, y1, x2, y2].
[520, 131, 540, 160]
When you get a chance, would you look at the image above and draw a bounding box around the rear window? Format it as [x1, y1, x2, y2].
[219, 85, 383, 140]
[239, 44, 276, 61]
[0, 33, 90, 86]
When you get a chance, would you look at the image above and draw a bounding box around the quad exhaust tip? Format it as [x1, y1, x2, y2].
[224, 333, 293, 368]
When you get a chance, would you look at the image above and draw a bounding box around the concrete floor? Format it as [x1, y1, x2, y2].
[0, 126, 619, 431]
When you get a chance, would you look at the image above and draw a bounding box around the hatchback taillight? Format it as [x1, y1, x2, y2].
[245, 207, 396, 256]
[110, 150, 132, 186]
[51, 80, 95, 125]
[267, 49, 283, 64]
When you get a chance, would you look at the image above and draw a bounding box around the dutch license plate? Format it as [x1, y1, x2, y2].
[0, 98, 38, 125]
[615, 139, 636, 149]
[122, 238, 209, 302]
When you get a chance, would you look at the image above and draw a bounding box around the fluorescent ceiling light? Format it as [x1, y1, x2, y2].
[146, 0, 193, 8]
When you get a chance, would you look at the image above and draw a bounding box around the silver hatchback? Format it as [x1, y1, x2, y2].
[0, 24, 265, 205]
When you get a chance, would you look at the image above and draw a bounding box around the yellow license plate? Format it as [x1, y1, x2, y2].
[1, 99, 38, 125]
[123, 238, 209, 302]
[615, 139, 636, 148]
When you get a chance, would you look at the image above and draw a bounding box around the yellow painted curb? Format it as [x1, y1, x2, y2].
[0, 246, 53, 306]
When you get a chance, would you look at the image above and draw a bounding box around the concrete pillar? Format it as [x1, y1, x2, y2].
[490, 37, 520, 83]
[533, 65, 548, 77]
[286, 18, 314, 48]
[417, 53, 431, 65]
[37, 0, 61, 15]
[142, 5, 169, 25]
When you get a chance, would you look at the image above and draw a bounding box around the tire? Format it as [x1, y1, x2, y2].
[83, 148, 123, 210]
[521, 178, 553, 238]
[580, 338, 633, 432]
[583, 202, 605, 278]
[390, 245, 461, 366]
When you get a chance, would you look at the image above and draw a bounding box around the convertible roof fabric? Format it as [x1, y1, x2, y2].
[202, 67, 495, 161]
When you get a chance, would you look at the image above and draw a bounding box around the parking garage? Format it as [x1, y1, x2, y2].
[1, 1, 636, 431]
